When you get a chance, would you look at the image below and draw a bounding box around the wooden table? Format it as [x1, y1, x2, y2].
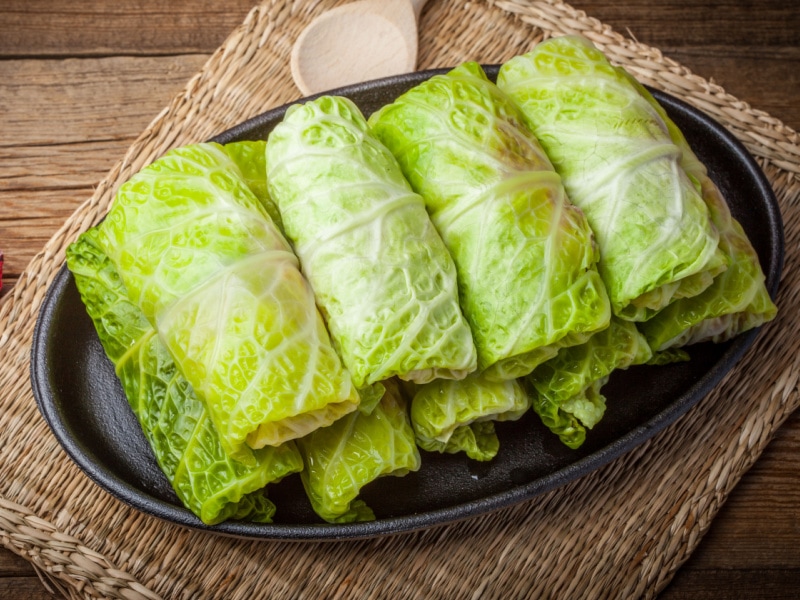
[1, 1, 797, 597]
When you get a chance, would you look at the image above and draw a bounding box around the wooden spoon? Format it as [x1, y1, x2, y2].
[291, 0, 430, 96]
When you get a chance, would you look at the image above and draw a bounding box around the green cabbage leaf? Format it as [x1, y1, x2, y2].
[296, 380, 421, 523]
[67, 228, 304, 525]
[266, 96, 477, 389]
[526, 318, 652, 448]
[625, 82, 779, 349]
[411, 374, 529, 461]
[98, 142, 359, 460]
[497, 35, 727, 321]
[369, 61, 610, 379]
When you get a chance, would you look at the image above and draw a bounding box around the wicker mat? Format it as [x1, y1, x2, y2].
[1, 1, 798, 598]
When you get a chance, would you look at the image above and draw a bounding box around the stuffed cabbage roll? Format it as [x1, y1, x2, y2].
[266, 95, 477, 389]
[98, 143, 359, 460]
[526, 318, 652, 449]
[296, 379, 421, 523]
[67, 229, 304, 525]
[411, 374, 529, 461]
[497, 35, 727, 321]
[625, 82, 778, 349]
[369, 62, 610, 379]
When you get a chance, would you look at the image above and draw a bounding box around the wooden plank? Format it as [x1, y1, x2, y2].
[663, 568, 800, 599]
[0, 549, 56, 600]
[0, 55, 207, 146]
[0, 142, 136, 193]
[0, 578, 57, 600]
[0, 548, 37, 576]
[0, 0, 255, 56]
[1, 0, 796, 62]
[572, 0, 796, 47]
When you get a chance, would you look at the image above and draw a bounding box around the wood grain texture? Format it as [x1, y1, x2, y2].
[0, 551, 56, 600]
[0, 0, 255, 57]
[290, 0, 421, 95]
[0, 0, 798, 597]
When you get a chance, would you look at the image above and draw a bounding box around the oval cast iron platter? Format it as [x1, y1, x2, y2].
[31, 67, 784, 541]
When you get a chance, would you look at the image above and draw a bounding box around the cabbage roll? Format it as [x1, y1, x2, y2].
[526, 318, 652, 449]
[266, 95, 477, 389]
[369, 62, 610, 379]
[497, 35, 727, 321]
[625, 82, 778, 349]
[98, 143, 359, 460]
[296, 380, 421, 523]
[411, 375, 529, 461]
[67, 228, 304, 525]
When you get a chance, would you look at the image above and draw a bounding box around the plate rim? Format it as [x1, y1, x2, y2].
[31, 69, 784, 541]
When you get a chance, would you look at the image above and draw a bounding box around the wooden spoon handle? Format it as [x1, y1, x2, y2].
[409, 0, 430, 21]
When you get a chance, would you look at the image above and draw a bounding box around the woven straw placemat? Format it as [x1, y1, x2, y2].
[1, 1, 797, 598]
